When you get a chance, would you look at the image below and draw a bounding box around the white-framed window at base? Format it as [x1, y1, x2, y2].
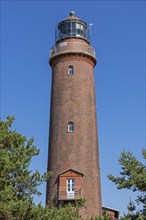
[66, 178, 75, 199]
[68, 65, 74, 75]
[68, 121, 74, 132]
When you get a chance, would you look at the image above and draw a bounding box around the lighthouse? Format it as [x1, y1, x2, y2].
[46, 11, 102, 218]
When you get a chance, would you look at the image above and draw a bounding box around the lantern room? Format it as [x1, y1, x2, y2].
[55, 11, 90, 44]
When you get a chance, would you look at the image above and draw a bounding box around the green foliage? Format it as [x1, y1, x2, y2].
[108, 149, 146, 219]
[119, 199, 142, 220]
[119, 198, 146, 220]
[88, 213, 110, 220]
[22, 202, 82, 220]
[0, 116, 52, 219]
[127, 198, 136, 213]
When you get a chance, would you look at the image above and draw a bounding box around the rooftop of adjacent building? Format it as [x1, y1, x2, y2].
[102, 206, 120, 219]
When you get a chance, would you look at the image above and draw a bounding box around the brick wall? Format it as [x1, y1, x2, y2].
[46, 38, 102, 218]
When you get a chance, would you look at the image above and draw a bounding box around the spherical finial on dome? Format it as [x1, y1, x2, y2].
[70, 11, 75, 17]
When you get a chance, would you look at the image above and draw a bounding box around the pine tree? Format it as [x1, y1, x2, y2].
[108, 150, 146, 219]
[0, 116, 51, 219]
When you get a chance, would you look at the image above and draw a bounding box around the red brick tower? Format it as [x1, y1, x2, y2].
[46, 11, 102, 218]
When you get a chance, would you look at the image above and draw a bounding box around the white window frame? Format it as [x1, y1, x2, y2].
[68, 122, 74, 132]
[66, 178, 75, 199]
[68, 66, 74, 75]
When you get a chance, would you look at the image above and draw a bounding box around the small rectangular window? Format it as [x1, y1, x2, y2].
[68, 122, 74, 132]
[68, 66, 74, 75]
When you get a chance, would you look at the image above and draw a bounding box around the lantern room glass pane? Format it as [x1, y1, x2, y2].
[56, 20, 90, 43]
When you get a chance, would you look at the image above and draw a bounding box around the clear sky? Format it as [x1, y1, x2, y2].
[1, 0, 145, 217]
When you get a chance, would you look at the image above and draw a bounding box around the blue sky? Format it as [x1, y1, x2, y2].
[1, 0, 145, 216]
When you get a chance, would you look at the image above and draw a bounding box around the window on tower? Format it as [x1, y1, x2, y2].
[68, 66, 74, 75]
[68, 122, 74, 132]
[58, 168, 84, 201]
[66, 178, 75, 199]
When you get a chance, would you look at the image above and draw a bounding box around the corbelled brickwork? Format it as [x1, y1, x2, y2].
[46, 13, 102, 218]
